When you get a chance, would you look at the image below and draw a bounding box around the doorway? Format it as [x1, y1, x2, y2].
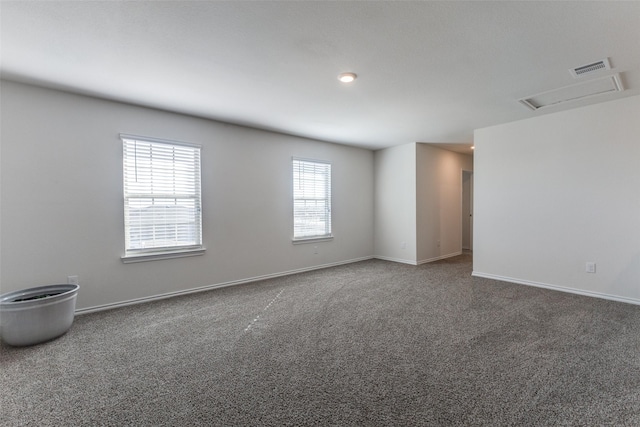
[462, 170, 473, 251]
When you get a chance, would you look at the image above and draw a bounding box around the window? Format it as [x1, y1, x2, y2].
[121, 134, 203, 261]
[292, 158, 332, 241]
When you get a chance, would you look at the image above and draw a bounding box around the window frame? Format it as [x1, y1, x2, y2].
[120, 134, 205, 263]
[292, 157, 333, 243]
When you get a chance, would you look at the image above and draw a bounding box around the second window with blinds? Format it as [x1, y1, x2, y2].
[292, 158, 332, 242]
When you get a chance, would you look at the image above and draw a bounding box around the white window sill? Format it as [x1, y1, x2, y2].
[292, 236, 333, 245]
[121, 248, 206, 263]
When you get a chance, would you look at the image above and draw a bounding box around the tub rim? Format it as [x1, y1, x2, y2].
[0, 284, 80, 308]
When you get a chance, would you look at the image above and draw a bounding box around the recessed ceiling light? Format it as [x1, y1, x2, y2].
[338, 72, 357, 83]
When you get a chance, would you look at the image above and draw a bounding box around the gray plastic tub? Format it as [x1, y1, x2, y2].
[0, 284, 79, 346]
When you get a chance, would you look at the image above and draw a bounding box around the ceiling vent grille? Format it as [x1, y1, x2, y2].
[519, 73, 623, 111]
[570, 58, 611, 78]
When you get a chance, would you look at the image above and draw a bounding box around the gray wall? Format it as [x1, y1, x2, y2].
[0, 81, 375, 311]
[373, 143, 417, 263]
[374, 143, 473, 264]
[474, 95, 640, 304]
[416, 144, 473, 264]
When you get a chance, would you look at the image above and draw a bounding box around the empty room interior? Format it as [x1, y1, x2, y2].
[1, 1, 639, 425]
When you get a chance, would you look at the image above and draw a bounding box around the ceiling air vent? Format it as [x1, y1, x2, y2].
[570, 58, 611, 78]
[519, 73, 623, 111]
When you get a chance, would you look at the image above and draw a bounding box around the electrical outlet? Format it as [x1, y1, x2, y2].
[313, 246, 318, 254]
[67, 275, 79, 286]
[400, 241, 406, 249]
[585, 262, 596, 273]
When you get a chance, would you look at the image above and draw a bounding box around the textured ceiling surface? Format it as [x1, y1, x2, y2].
[1, 1, 639, 150]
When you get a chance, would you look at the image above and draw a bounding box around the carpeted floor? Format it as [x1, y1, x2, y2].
[2, 254, 640, 426]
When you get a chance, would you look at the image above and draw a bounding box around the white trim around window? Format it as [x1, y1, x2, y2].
[120, 134, 204, 262]
[292, 157, 332, 243]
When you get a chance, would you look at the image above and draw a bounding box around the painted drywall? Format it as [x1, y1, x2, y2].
[474, 95, 640, 304]
[373, 143, 417, 263]
[416, 144, 473, 264]
[462, 171, 473, 250]
[373, 143, 472, 265]
[0, 81, 374, 310]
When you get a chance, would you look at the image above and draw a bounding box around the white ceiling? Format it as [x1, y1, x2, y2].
[1, 1, 639, 151]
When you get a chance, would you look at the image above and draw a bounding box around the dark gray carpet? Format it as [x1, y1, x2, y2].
[2, 254, 640, 426]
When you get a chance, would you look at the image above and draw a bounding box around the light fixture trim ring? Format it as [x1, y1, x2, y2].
[338, 72, 357, 83]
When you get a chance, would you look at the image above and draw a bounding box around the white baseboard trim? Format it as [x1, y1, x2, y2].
[76, 256, 374, 315]
[472, 271, 640, 306]
[417, 251, 463, 265]
[373, 251, 464, 266]
[373, 255, 417, 265]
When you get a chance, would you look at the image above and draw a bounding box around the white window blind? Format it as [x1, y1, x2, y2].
[293, 158, 332, 240]
[122, 135, 202, 257]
